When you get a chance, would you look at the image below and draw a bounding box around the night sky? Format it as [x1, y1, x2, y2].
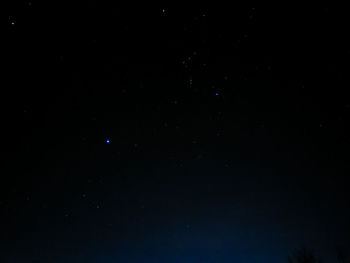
[3, 3, 350, 262]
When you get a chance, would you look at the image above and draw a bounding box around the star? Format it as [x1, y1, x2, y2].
[106, 139, 110, 144]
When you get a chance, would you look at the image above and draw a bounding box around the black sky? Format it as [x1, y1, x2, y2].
[3, 3, 350, 263]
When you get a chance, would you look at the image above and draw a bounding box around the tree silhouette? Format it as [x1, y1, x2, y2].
[336, 246, 348, 263]
[287, 248, 322, 263]
[288, 246, 350, 263]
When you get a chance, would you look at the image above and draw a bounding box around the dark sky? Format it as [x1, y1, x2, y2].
[3, 3, 350, 262]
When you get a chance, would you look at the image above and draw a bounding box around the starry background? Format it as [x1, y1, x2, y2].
[3, 3, 350, 263]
